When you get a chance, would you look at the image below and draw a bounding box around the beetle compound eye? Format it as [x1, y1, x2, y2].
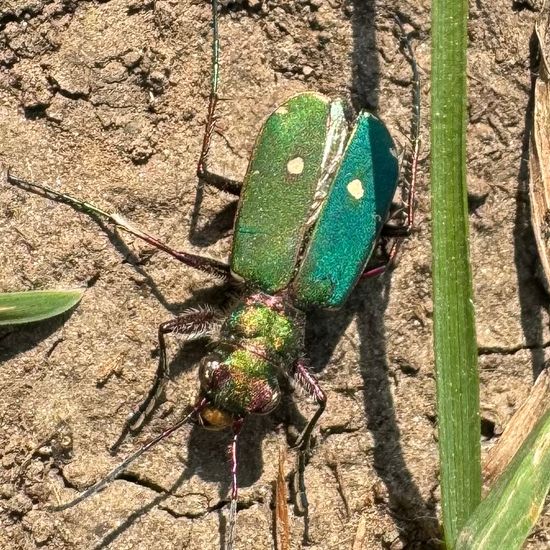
[266, 389, 281, 413]
[256, 388, 281, 415]
[199, 358, 220, 389]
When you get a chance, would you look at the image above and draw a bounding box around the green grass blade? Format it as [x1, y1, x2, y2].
[0, 289, 85, 325]
[431, 0, 481, 546]
[455, 409, 550, 549]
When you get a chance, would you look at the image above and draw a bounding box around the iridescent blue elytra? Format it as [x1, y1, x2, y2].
[293, 111, 399, 307]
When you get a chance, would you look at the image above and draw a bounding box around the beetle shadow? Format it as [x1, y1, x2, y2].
[306, 276, 440, 546]
[182, 412, 279, 500]
[189, 197, 238, 248]
[512, 28, 549, 379]
[188, 178, 240, 248]
[350, 0, 381, 114]
[179, 389, 311, 548]
[314, 0, 439, 545]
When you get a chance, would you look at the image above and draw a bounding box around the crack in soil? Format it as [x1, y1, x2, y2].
[478, 339, 550, 356]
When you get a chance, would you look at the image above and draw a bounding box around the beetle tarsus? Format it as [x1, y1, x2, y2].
[111, 309, 222, 451]
[49, 402, 207, 512]
[6, 171, 233, 281]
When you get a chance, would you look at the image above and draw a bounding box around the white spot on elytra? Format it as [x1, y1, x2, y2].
[287, 157, 304, 175]
[276, 106, 288, 115]
[347, 179, 364, 200]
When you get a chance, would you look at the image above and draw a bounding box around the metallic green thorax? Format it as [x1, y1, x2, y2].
[293, 113, 399, 307]
[224, 301, 301, 359]
[231, 93, 347, 293]
[209, 298, 303, 416]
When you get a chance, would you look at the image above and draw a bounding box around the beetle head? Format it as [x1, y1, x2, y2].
[196, 353, 280, 430]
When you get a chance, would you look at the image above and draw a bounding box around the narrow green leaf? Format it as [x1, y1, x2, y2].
[0, 289, 85, 325]
[456, 409, 550, 549]
[431, 0, 481, 546]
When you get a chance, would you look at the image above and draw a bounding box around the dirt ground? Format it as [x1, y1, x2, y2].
[0, 0, 549, 549]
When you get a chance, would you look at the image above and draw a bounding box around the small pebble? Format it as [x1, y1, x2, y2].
[23, 510, 54, 545]
[6, 493, 33, 516]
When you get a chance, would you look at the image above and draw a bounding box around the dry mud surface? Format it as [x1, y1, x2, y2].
[1, 1, 549, 549]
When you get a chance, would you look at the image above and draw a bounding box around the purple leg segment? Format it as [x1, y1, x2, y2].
[6, 171, 233, 281]
[127, 307, 221, 434]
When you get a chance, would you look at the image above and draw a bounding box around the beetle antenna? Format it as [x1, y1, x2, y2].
[226, 419, 244, 550]
[49, 399, 209, 511]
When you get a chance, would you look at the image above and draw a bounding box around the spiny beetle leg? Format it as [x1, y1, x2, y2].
[6, 171, 232, 282]
[111, 307, 221, 451]
[196, 0, 241, 197]
[291, 359, 327, 516]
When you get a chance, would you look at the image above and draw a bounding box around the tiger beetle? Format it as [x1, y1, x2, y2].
[7, 0, 420, 547]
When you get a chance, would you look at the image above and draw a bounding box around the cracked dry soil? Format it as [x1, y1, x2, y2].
[0, 0, 549, 549]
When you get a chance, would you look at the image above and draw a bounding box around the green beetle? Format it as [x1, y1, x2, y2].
[6, 0, 419, 547]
